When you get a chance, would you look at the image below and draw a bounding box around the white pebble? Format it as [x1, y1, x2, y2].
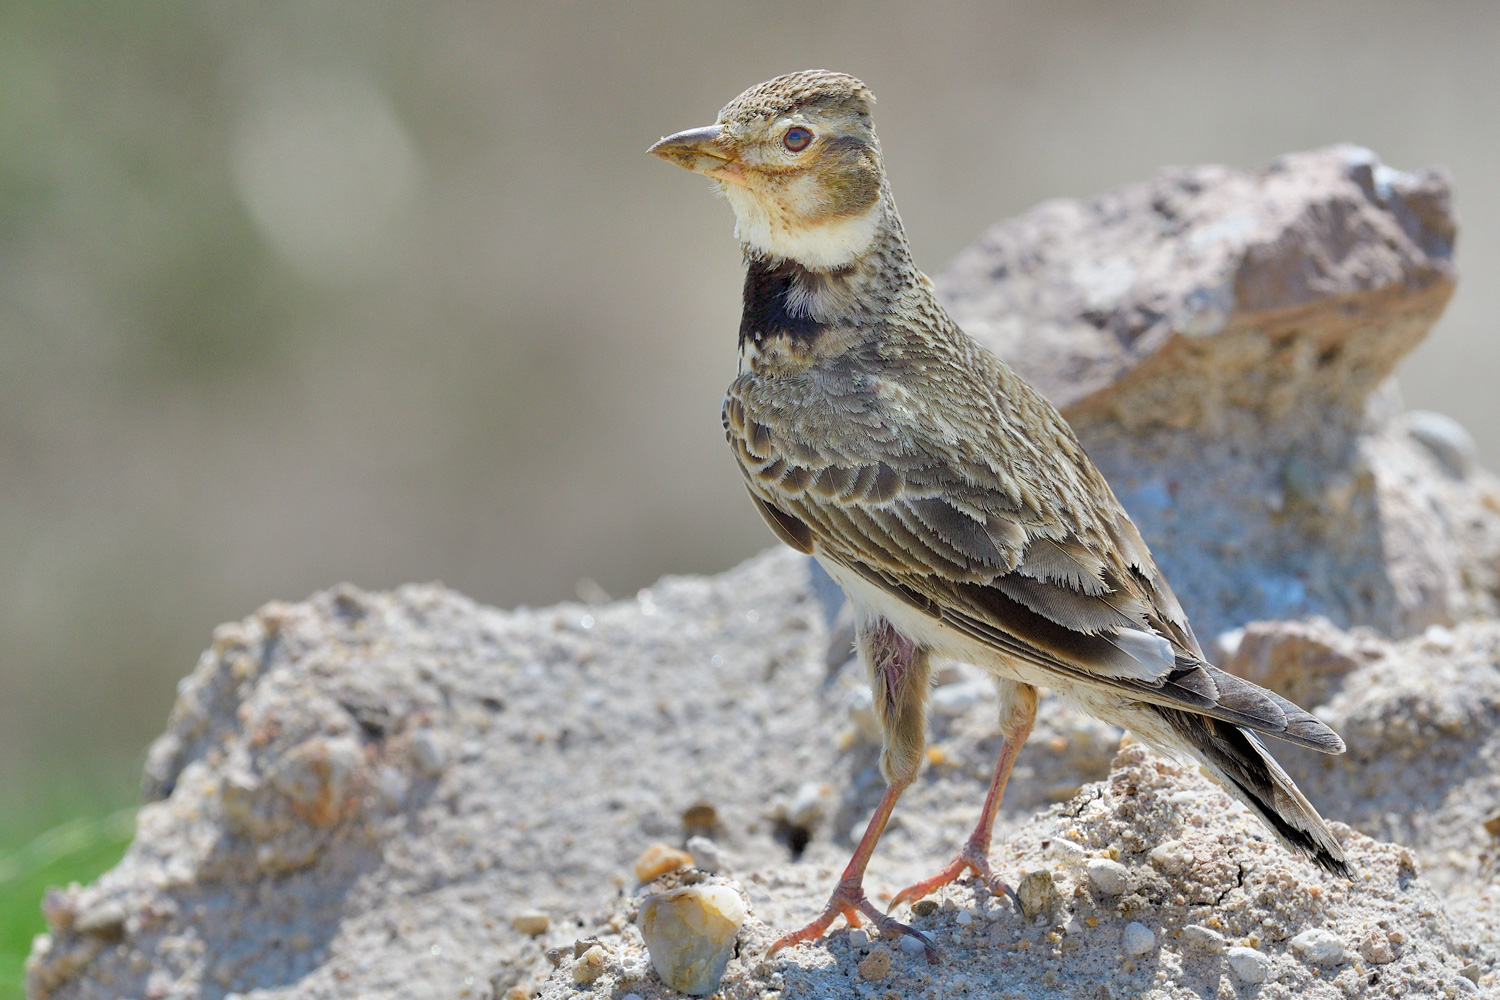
[510, 910, 549, 936]
[1148, 839, 1193, 874]
[411, 730, 447, 776]
[787, 782, 827, 827]
[1086, 858, 1130, 896]
[955, 910, 974, 927]
[685, 835, 725, 873]
[1180, 924, 1226, 954]
[377, 766, 407, 809]
[898, 934, 928, 955]
[1407, 410, 1476, 476]
[1290, 927, 1345, 966]
[1227, 945, 1271, 984]
[847, 928, 869, 948]
[1122, 922, 1156, 956]
[1044, 838, 1085, 867]
[638, 884, 746, 995]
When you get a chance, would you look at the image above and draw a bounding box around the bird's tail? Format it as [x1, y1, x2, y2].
[1157, 707, 1351, 878]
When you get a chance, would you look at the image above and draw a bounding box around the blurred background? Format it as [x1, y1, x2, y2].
[1, 1, 1497, 985]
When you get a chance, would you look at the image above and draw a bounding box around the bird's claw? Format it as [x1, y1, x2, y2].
[768, 880, 939, 964]
[889, 842, 1019, 914]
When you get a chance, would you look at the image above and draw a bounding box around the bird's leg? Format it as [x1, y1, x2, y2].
[769, 617, 938, 962]
[890, 680, 1037, 911]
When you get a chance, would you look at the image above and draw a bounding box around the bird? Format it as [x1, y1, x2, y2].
[649, 70, 1349, 960]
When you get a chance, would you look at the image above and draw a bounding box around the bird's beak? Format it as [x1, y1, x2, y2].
[647, 125, 745, 185]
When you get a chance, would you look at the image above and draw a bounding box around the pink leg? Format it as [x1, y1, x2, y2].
[769, 616, 938, 962]
[767, 779, 935, 961]
[891, 681, 1037, 911]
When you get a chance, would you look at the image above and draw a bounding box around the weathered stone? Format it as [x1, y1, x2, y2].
[1227, 945, 1271, 984]
[637, 884, 745, 996]
[1290, 927, 1346, 966]
[1085, 858, 1130, 896]
[939, 146, 1500, 641]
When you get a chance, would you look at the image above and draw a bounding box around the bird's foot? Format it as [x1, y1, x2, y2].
[889, 841, 1020, 912]
[768, 878, 937, 963]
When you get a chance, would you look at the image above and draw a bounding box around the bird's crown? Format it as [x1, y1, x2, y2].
[716, 70, 875, 128]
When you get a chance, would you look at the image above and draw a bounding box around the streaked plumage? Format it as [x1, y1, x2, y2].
[651, 70, 1348, 957]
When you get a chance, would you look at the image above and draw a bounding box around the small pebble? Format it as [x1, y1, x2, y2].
[1289, 927, 1345, 967]
[1227, 945, 1270, 984]
[847, 928, 869, 948]
[1085, 858, 1130, 896]
[571, 944, 608, 985]
[955, 909, 974, 927]
[411, 730, 447, 776]
[1358, 929, 1395, 964]
[377, 766, 408, 810]
[1016, 870, 1060, 918]
[511, 910, 550, 936]
[634, 843, 694, 883]
[1044, 838, 1085, 867]
[1148, 839, 1193, 874]
[898, 934, 928, 956]
[685, 835, 725, 873]
[638, 884, 745, 996]
[786, 782, 828, 827]
[1122, 922, 1156, 957]
[857, 946, 892, 980]
[1179, 924, 1226, 954]
[1459, 963, 1482, 983]
[911, 899, 939, 917]
[1407, 410, 1476, 476]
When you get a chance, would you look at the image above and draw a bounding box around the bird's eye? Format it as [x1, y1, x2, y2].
[783, 127, 813, 152]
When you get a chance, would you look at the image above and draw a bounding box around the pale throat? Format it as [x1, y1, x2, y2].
[722, 183, 882, 272]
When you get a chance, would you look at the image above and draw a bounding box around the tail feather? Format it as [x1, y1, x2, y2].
[1157, 707, 1351, 878]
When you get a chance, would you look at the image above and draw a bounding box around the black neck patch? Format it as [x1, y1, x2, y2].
[739, 256, 850, 349]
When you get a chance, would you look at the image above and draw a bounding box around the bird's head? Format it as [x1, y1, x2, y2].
[649, 70, 887, 271]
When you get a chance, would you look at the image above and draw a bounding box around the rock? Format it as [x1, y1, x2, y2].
[1043, 837, 1086, 867]
[939, 146, 1500, 640]
[1085, 858, 1130, 896]
[1358, 929, 1396, 964]
[637, 884, 745, 996]
[783, 781, 830, 828]
[1290, 927, 1346, 966]
[1148, 839, 1193, 874]
[684, 835, 725, 873]
[1016, 870, 1061, 919]
[1227, 945, 1272, 984]
[856, 945, 892, 980]
[1121, 921, 1156, 957]
[1408, 410, 1477, 477]
[570, 944, 608, 985]
[409, 729, 447, 776]
[511, 910, 550, 937]
[1179, 924, 1227, 954]
[897, 934, 928, 956]
[1220, 616, 1383, 709]
[634, 843, 694, 883]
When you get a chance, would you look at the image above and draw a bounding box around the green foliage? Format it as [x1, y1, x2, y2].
[0, 810, 135, 1000]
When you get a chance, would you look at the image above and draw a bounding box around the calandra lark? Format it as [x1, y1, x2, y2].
[650, 70, 1348, 958]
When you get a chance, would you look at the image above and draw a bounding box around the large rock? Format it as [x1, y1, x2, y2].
[28, 147, 1500, 999]
[940, 145, 1500, 641]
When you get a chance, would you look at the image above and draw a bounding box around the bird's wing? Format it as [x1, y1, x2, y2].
[724, 348, 1343, 755]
